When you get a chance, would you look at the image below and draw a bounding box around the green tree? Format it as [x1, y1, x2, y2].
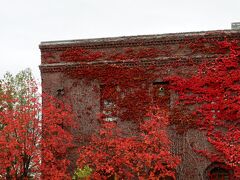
[0, 68, 37, 110]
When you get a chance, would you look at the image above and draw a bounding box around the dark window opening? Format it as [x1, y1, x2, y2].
[57, 88, 64, 96]
[205, 163, 233, 180]
[152, 81, 170, 109]
[209, 167, 231, 180]
[152, 81, 169, 85]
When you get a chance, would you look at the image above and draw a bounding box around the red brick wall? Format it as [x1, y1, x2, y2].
[39, 30, 240, 179]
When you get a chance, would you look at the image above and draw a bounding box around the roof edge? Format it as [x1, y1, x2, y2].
[39, 29, 240, 50]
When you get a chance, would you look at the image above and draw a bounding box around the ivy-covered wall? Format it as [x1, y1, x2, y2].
[39, 30, 240, 179]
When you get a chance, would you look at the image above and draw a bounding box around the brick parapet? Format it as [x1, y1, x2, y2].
[39, 30, 240, 68]
[39, 30, 240, 51]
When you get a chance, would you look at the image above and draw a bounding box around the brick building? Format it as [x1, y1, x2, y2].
[39, 30, 240, 179]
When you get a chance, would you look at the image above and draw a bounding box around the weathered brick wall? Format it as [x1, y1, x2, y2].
[39, 30, 240, 179]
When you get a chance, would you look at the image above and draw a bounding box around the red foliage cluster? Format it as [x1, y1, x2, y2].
[59, 46, 173, 63]
[0, 83, 76, 179]
[41, 95, 76, 179]
[60, 48, 104, 62]
[66, 65, 159, 122]
[77, 108, 180, 179]
[169, 40, 240, 177]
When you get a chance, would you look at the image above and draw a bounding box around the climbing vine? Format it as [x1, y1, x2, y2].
[41, 33, 240, 179]
[169, 39, 240, 178]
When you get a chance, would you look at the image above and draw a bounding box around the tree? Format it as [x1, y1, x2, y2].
[0, 68, 36, 109]
[0, 69, 76, 179]
[77, 107, 180, 179]
[168, 40, 240, 177]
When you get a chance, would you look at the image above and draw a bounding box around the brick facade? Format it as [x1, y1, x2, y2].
[39, 30, 240, 179]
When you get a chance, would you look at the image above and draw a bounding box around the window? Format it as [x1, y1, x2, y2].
[152, 81, 170, 109]
[102, 100, 117, 122]
[100, 84, 118, 122]
[205, 163, 233, 180]
[209, 167, 231, 180]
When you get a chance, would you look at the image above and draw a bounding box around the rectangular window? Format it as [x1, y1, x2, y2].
[100, 85, 118, 122]
[152, 81, 170, 110]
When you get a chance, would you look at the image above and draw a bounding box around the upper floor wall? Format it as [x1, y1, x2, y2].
[40, 30, 240, 72]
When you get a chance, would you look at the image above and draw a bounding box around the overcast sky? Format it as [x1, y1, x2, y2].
[0, 0, 239, 80]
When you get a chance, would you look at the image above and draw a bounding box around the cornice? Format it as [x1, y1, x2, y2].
[39, 55, 217, 73]
[39, 30, 240, 52]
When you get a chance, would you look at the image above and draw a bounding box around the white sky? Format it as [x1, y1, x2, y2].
[0, 0, 239, 80]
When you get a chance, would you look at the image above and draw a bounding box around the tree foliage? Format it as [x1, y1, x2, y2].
[77, 108, 180, 179]
[0, 69, 75, 179]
